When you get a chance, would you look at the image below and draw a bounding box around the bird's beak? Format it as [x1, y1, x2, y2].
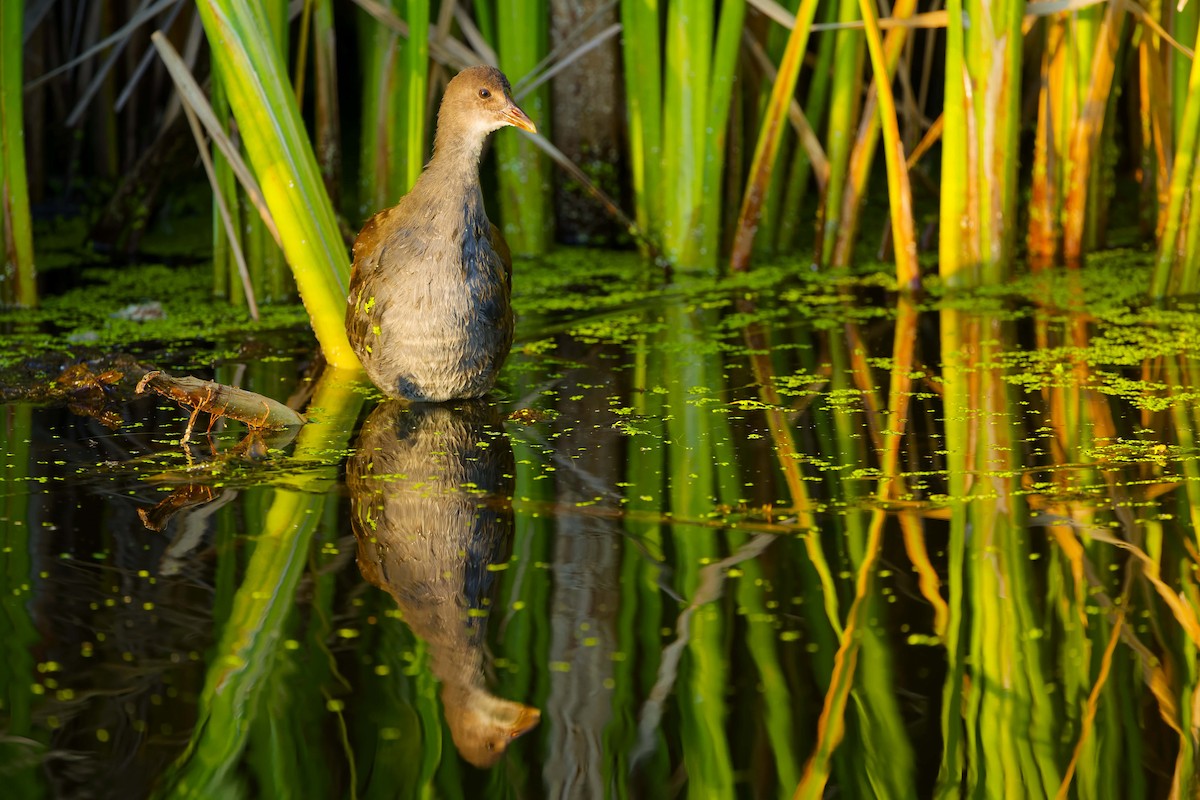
[501, 101, 537, 134]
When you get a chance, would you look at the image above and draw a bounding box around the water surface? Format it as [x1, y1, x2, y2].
[1, 251, 1196, 797]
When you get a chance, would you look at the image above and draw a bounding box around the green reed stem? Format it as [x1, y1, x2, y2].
[664, 302, 733, 795]
[0, 0, 35, 307]
[403, 1, 429, 192]
[829, 0, 916, 271]
[817, 0, 863, 267]
[619, 0, 663, 253]
[940, 0, 1022, 285]
[1062, 2, 1124, 265]
[359, 2, 410, 215]
[210, 73, 237, 303]
[628, 0, 743, 271]
[853, 0, 918, 286]
[495, 0, 552, 255]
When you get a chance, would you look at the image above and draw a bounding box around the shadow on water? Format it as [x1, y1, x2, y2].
[2, 252, 1200, 797]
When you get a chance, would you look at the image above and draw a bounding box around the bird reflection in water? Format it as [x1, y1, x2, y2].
[347, 399, 540, 767]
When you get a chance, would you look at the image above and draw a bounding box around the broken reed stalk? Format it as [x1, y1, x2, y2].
[137, 370, 305, 443]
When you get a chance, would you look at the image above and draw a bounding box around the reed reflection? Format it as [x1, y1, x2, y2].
[347, 399, 540, 768]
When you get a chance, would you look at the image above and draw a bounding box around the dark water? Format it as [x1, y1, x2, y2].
[1, 252, 1197, 798]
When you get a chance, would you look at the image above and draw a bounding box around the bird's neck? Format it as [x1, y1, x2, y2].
[428, 129, 488, 182]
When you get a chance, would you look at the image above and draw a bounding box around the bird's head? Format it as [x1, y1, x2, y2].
[439, 65, 537, 140]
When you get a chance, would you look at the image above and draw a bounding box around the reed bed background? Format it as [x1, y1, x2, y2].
[7, 0, 1200, 316]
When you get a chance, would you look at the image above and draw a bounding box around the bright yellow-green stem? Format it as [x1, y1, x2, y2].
[196, 0, 358, 368]
[855, 0, 918, 287]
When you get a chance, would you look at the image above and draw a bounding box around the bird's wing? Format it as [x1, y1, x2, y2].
[352, 207, 397, 265]
[347, 208, 401, 348]
[487, 222, 513, 293]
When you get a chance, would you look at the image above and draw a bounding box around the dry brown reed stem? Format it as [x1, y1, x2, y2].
[1028, 21, 1063, 268]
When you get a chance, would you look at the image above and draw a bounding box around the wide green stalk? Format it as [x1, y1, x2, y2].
[940, 0, 1022, 285]
[695, 0, 746, 270]
[403, 1, 429, 192]
[495, 0, 552, 255]
[972, 0, 1023, 285]
[660, 0, 707, 265]
[1152, 20, 1200, 295]
[195, 0, 357, 367]
[629, 0, 744, 272]
[619, 0, 663, 251]
[1171, 3, 1198, 141]
[0, 0, 35, 307]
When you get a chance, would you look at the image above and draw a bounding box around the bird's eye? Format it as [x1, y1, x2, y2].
[479, 88, 491, 99]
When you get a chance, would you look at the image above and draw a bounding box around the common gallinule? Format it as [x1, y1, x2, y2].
[346, 66, 536, 401]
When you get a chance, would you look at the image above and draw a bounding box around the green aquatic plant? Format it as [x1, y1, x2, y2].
[190, 0, 356, 368]
[0, 0, 34, 307]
